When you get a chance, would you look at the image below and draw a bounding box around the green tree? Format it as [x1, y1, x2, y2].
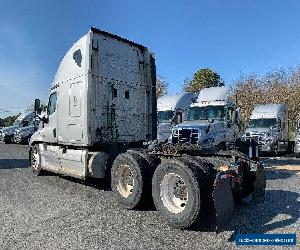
[231, 67, 300, 139]
[183, 68, 224, 92]
[1, 114, 20, 127]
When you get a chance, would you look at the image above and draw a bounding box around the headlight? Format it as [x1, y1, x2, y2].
[260, 133, 267, 139]
[172, 129, 179, 135]
[264, 136, 275, 143]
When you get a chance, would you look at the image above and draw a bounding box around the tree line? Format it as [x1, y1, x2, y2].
[0, 114, 20, 127]
[156, 67, 300, 139]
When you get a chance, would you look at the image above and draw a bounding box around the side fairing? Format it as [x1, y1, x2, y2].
[55, 32, 91, 145]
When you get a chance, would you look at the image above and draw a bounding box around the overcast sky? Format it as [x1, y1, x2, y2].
[1, 0, 300, 117]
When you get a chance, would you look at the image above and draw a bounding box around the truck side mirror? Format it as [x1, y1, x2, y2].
[42, 116, 49, 124]
[177, 113, 182, 124]
[205, 124, 210, 133]
[34, 99, 41, 114]
[233, 110, 239, 123]
[37, 112, 48, 124]
[277, 119, 281, 129]
[172, 112, 182, 124]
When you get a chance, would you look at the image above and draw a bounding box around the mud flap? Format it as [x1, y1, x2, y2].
[252, 163, 266, 202]
[213, 172, 234, 232]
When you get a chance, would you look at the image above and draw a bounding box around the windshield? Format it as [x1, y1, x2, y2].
[20, 121, 29, 127]
[157, 110, 174, 123]
[12, 119, 21, 126]
[186, 106, 225, 121]
[248, 118, 277, 128]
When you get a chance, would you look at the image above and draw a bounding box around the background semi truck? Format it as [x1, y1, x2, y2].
[170, 86, 242, 152]
[0, 111, 35, 144]
[30, 28, 265, 230]
[295, 115, 300, 158]
[157, 93, 197, 142]
[243, 104, 292, 155]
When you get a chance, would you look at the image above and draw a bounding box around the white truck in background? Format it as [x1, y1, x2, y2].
[294, 115, 300, 158]
[0, 111, 35, 144]
[29, 28, 265, 230]
[243, 104, 292, 155]
[157, 93, 197, 142]
[170, 86, 242, 152]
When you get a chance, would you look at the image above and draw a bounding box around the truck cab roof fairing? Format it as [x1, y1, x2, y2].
[90, 27, 147, 51]
[196, 86, 229, 103]
[250, 104, 287, 119]
[51, 32, 91, 89]
[157, 93, 197, 112]
[51, 27, 151, 91]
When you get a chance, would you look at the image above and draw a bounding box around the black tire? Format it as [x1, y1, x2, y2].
[180, 155, 216, 212]
[21, 136, 30, 145]
[152, 157, 210, 229]
[111, 151, 156, 209]
[4, 135, 12, 144]
[30, 144, 43, 175]
[295, 152, 300, 158]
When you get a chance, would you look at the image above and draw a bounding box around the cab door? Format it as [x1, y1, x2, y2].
[39, 91, 60, 172]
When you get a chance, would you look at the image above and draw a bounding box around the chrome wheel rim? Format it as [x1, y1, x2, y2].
[116, 164, 134, 198]
[160, 173, 188, 214]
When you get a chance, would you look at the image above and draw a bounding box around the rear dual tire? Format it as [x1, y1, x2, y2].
[111, 151, 157, 209]
[152, 157, 215, 229]
[111, 152, 217, 229]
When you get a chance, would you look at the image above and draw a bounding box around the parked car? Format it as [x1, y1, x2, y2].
[0, 112, 35, 144]
[14, 119, 39, 144]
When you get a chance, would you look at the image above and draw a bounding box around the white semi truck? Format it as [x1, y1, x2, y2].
[243, 104, 291, 155]
[157, 93, 197, 142]
[294, 115, 300, 158]
[30, 28, 265, 230]
[170, 87, 242, 152]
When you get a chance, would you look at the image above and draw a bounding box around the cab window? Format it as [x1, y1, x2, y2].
[48, 92, 57, 116]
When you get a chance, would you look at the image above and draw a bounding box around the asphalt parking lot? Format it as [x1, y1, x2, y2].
[0, 143, 299, 249]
